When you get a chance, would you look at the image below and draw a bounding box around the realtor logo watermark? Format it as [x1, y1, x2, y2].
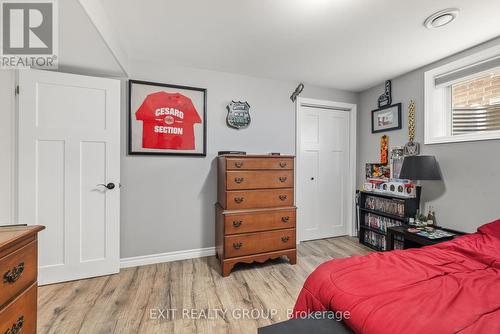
[1, 0, 58, 68]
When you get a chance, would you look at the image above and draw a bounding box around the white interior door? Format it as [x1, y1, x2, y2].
[17, 69, 121, 285]
[298, 105, 351, 241]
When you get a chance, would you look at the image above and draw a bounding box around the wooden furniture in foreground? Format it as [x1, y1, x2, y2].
[386, 225, 466, 251]
[357, 190, 420, 251]
[0, 225, 45, 334]
[216, 155, 296, 276]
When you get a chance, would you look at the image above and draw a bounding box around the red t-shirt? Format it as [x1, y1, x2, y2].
[135, 91, 202, 150]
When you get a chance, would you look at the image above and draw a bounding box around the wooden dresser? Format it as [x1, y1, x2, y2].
[0, 225, 45, 334]
[216, 155, 296, 276]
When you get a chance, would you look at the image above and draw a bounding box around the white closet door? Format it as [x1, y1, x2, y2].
[298, 106, 349, 241]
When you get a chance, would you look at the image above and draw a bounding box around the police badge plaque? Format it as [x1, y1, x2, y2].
[226, 101, 251, 129]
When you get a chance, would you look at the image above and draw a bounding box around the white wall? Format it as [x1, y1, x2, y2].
[121, 60, 358, 258]
[0, 71, 15, 226]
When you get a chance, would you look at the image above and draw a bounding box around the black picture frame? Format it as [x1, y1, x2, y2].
[371, 103, 402, 133]
[128, 79, 207, 157]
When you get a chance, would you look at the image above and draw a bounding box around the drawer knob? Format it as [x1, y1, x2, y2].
[279, 176, 287, 183]
[281, 236, 290, 243]
[234, 177, 244, 184]
[281, 216, 290, 223]
[5, 316, 24, 334]
[3, 262, 24, 284]
[279, 162, 287, 168]
[233, 220, 242, 228]
[233, 242, 243, 249]
[234, 197, 244, 204]
[234, 162, 244, 168]
[279, 195, 288, 201]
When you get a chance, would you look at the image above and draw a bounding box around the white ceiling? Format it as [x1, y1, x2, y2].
[95, 0, 500, 92]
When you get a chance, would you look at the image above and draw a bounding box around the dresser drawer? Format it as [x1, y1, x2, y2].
[0, 283, 37, 334]
[226, 170, 294, 190]
[0, 241, 37, 308]
[225, 188, 294, 210]
[224, 208, 296, 235]
[224, 228, 296, 258]
[226, 158, 293, 170]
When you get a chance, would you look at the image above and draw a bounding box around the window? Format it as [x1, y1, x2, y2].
[424, 44, 500, 144]
[451, 71, 500, 135]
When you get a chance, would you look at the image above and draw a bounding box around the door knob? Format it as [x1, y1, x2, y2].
[97, 183, 116, 190]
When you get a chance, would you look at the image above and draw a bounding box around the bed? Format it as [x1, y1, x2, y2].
[293, 220, 500, 334]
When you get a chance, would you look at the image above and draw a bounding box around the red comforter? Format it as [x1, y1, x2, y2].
[293, 220, 500, 334]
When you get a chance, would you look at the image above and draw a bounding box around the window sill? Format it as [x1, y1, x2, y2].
[425, 130, 500, 145]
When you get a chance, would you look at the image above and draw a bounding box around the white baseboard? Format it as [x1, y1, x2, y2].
[120, 246, 216, 269]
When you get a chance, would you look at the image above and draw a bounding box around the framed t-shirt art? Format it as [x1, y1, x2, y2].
[129, 80, 207, 156]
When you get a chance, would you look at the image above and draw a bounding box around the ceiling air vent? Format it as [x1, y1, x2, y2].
[424, 9, 460, 29]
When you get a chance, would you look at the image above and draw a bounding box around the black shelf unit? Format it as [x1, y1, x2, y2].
[356, 188, 420, 251]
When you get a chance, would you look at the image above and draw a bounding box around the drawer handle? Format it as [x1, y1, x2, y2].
[279, 162, 288, 168]
[3, 262, 25, 284]
[282, 216, 290, 223]
[233, 220, 242, 228]
[4, 316, 24, 334]
[281, 236, 290, 243]
[279, 195, 288, 201]
[233, 242, 243, 249]
[234, 162, 244, 168]
[279, 176, 287, 183]
[234, 197, 244, 204]
[234, 177, 244, 184]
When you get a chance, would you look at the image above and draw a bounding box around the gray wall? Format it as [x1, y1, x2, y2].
[0, 70, 15, 226]
[357, 37, 500, 233]
[121, 60, 358, 258]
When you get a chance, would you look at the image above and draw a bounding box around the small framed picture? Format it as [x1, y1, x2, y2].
[371, 103, 402, 133]
[128, 80, 207, 156]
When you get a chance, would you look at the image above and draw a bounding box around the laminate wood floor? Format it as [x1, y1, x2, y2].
[38, 236, 370, 334]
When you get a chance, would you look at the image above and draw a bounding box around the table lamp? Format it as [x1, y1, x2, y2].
[399, 155, 442, 223]
[399, 155, 442, 181]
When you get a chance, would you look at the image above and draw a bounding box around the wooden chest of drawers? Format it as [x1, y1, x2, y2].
[0, 226, 45, 334]
[216, 155, 296, 276]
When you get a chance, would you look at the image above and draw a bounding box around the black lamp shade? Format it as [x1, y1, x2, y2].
[399, 155, 442, 180]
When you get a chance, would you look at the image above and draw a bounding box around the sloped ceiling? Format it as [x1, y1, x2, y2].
[57, 0, 124, 77]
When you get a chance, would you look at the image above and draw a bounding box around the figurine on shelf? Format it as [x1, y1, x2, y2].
[380, 135, 389, 165]
[404, 100, 420, 156]
[415, 211, 429, 227]
[427, 207, 437, 226]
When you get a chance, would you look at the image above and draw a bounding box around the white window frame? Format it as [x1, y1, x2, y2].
[424, 44, 500, 144]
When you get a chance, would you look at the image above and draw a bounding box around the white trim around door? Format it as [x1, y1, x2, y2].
[295, 98, 357, 242]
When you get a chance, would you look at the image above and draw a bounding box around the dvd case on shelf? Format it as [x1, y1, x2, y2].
[363, 231, 387, 251]
[364, 213, 403, 232]
[365, 196, 405, 217]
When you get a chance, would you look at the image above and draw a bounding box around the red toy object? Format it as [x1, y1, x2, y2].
[293, 219, 500, 334]
[135, 91, 201, 150]
[380, 135, 389, 165]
